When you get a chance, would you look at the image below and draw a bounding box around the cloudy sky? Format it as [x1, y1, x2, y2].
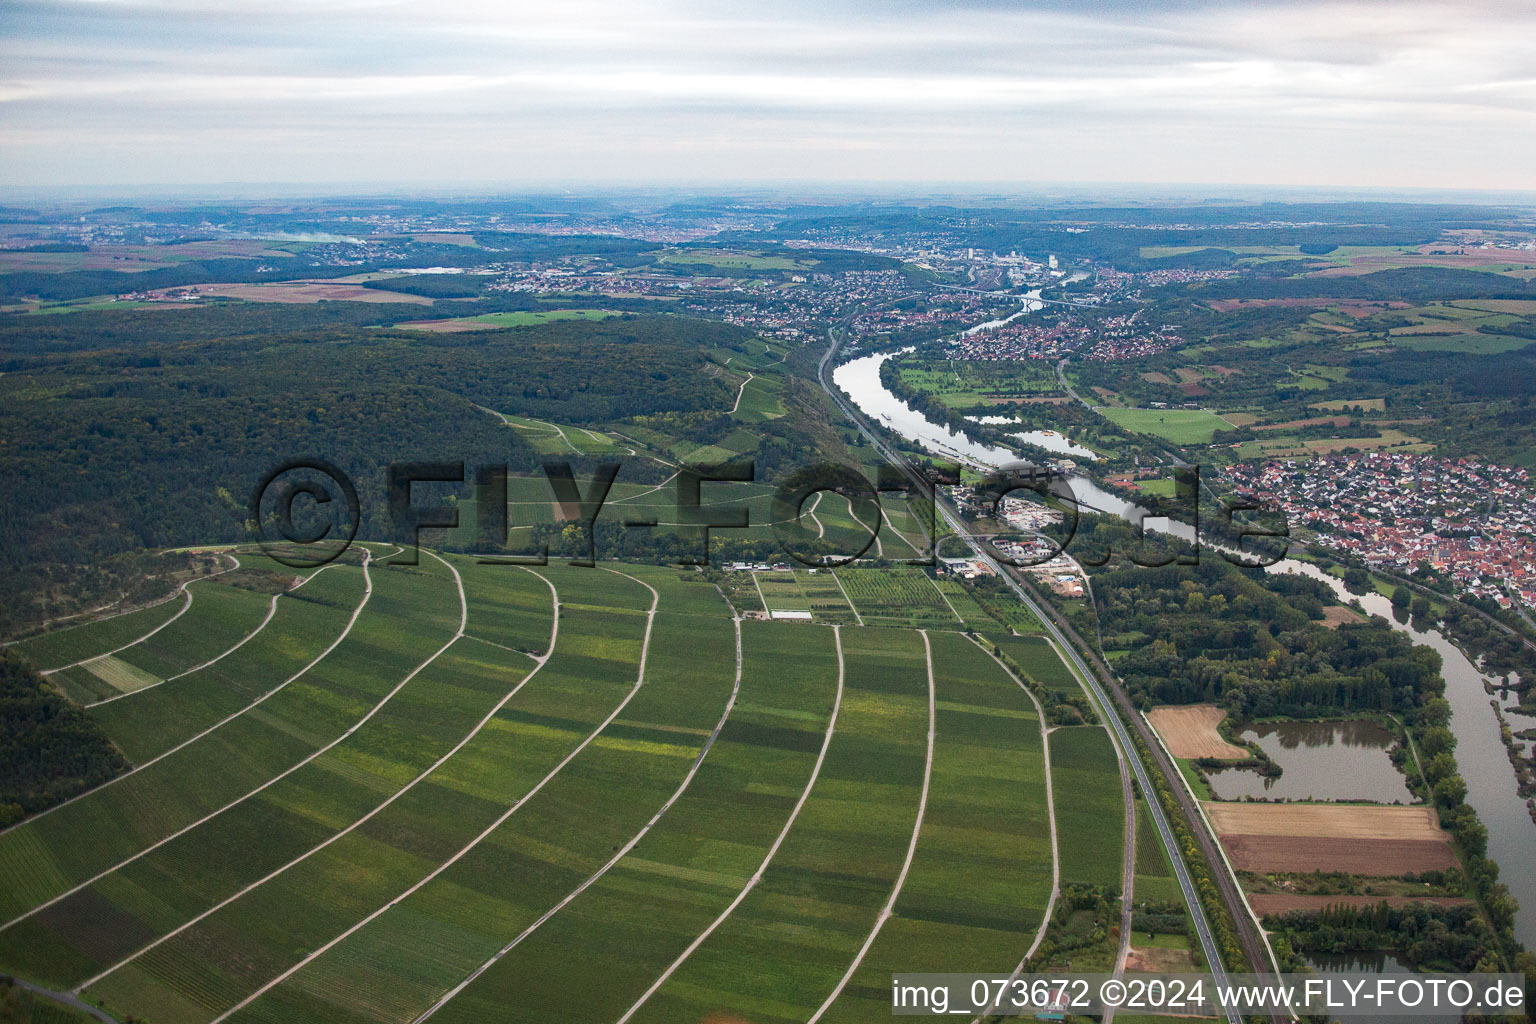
[3, 0, 1535, 191]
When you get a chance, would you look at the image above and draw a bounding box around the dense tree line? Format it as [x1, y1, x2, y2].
[0, 313, 755, 626]
[0, 650, 127, 826]
[1098, 557, 1442, 716]
[1269, 901, 1499, 972]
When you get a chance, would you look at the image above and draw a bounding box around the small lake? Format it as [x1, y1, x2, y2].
[1206, 720, 1414, 803]
[1303, 952, 1461, 1024]
[1276, 560, 1536, 949]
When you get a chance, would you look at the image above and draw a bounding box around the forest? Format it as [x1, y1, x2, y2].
[0, 650, 126, 826]
[0, 309, 760, 628]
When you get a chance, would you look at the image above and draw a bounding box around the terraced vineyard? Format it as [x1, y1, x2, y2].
[1, 546, 1134, 1024]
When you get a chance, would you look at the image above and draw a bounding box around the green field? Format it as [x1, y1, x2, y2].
[755, 570, 812, 617]
[1098, 407, 1232, 445]
[836, 567, 962, 627]
[47, 573, 278, 704]
[11, 597, 191, 671]
[0, 554, 1123, 1024]
[1049, 726, 1125, 888]
[1393, 332, 1534, 354]
[730, 372, 789, 422]
[794, 569, 860, 624]
[656, 249, 814, 271]
[990, 634, 1082, 692]
[471, 309, 618, 327]
[823, 632, 1055, 1018]
[897, 360, 1062, 408]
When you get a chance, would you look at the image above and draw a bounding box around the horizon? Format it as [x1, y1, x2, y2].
[4, 0, 1536, 191]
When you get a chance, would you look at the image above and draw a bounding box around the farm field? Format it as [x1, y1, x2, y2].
[88, 561, 370, 764]
[818, 632, 1054, 1021]
[1049, 726, 1124, 888]
[1097, 407, 1232, 444]
[1205, 802, 1458, 875]
[0, 552, 1117, 1024]
[730, 372, 788, 422]
[654, 248, 814, 271]
[754, 570, 812, 619]
[1146, 705, 1247, 760]
[1203, 802, 1446, 840]
[835, 567, 961, 627]
[11, 598, 192, 672]
[794, 570, 860, 624]
[989, 634, 1081, 692]
[1132, 798, 1183, 907]
[193, 282, 433, 304]
[398, 309, 619, 332]
[1247, 894, 1470, 916]
[896, 361, 1063, 408]
[45, 574, 279, 705]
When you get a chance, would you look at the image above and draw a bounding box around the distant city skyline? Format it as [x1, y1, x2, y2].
[3, 0, 1535, 191]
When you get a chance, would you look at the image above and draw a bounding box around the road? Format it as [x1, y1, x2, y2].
[819, 321, 1275, 1024]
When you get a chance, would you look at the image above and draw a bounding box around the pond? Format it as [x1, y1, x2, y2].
[1206, 720, 1414, 803]
[1303, 952, 1462, 1024]
[1275, 561, 1536, 949]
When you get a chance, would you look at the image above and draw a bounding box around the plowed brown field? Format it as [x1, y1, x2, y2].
[1148, 705, 1248, 760]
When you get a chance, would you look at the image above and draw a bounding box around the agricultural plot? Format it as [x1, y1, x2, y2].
[1049, 727, 1125, 888]
[88, 563, 369, 764]
[730, 372, 788, 422]
[990, 635, 1080, 692]
[454, 558, 558, 656]
[607, 563, 732, 618]
[623, 625, 933, 1024]
[8, 632, 538, 995]
[794, 570, 860, 624]
[1146, 705, 1247, 761]
[366, 622, 842, 1024]
[1132, 798, 1183, 907]
[401, 310, 619, 332]
[1, 559, 1105, 1024]
[47, 578, 278, 704]
[0, 558, 468, 983]
[0, 556, 460, 926]
[787, 492, 882, 563]
[930, 577, 996, 631]
[754, 571, 812, 619]
[491, 413, 626, 457]
[820, 632, 1054, 1020]
[656, 249, 814, 271]
[1098, 407, 1232, 445]
[1204, 802, 1457, 875]
[11, 598, 191, 673]
[60, 564, 641, 1022]
[835, 567, 961, 628]
[185, 575, 732, 1024]
[896, 360, 1062, 409]
[878, 497, 934, 560]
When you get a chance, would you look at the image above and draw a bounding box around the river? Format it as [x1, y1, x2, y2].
[832, 327, 1536, 948]
[960, 289, 1044, 335]
[1275, 560, 1536, 949]
[832, 348, 1194, 540]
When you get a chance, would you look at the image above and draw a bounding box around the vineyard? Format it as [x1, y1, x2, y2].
[0, 547, 1130, 1024]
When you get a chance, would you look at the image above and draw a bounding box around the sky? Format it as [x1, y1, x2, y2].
[3, 0, 1536, 191]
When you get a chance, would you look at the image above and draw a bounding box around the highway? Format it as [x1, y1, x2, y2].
[818, 322, 1262, 1024]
